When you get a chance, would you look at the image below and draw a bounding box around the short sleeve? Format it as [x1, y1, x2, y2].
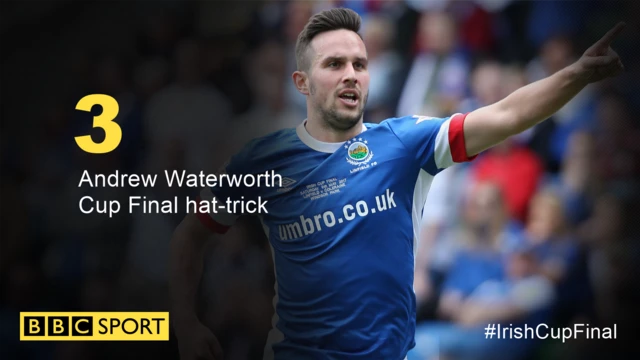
[386, 113, 477, 175]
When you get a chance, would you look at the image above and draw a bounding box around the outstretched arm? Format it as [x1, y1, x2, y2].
[464, 22, 626, 157]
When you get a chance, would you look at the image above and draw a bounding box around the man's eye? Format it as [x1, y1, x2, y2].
[328, 62, 337, 67]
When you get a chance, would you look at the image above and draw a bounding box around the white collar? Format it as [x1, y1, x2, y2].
[296, 119, 367, 153]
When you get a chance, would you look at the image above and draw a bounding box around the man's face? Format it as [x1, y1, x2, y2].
[305, 29, 370, 131]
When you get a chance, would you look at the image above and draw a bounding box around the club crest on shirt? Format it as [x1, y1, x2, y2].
[345, 138, 373, 166]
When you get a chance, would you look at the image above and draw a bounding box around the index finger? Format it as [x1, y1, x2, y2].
[596, 22, 626, 47]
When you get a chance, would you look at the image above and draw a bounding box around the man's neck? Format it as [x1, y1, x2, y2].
[304, 116, 364, 143]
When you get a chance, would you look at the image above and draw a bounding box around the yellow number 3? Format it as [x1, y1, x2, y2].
[74, 94, 122, 154]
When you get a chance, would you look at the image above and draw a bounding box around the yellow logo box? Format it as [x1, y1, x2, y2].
[20, 312, 169, 341]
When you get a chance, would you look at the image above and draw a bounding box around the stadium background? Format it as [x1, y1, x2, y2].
[1, 0, 639, 359]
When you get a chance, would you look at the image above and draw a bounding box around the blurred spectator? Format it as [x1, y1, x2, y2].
[144, 38, 233, 174]
[526, 34, 598, 171]
[209, 47, 256, 115]
[375, 0, 422, 60]
[501, 63, 528, 96]
[449, 0, 497, 54]
[409, 183, 550, 360]
[524, 188, 589, 322]
[470, 138, 544, 224]
[256, 0, 287, 37]
[580, 191, 640, 324]
[410, 249, 554, 360]
[592, 91, 640, 182]
[406, 0, 500, 52]
[458, 58, 504, 113]
[397, 10, 469, 118]
[217, 40, 303, 163]
[525, 0, 587, 50]
[436, 181, 523, 322]
[542, 130, 596, 225]
[361, 14, 403, 123]
[457, 247, 555, 328]
[414, 163, 473, 317]
[415, 58, 510, 311]
[133, 58, 170, 103]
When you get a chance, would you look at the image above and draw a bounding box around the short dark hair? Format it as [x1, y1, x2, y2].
[295, 8, 362, 72]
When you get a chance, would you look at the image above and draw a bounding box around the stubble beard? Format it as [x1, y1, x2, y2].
[311, 83, 368, 132]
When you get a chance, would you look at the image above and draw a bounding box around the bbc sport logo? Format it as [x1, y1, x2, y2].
[20, 312, 169, 341]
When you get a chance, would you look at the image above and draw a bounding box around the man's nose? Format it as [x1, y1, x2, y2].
[342, 63, 357, 84]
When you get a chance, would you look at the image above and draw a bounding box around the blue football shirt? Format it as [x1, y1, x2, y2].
[197, 113, 476, 359]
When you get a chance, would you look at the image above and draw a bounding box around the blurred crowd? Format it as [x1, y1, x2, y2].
[1, 1, 639, 360]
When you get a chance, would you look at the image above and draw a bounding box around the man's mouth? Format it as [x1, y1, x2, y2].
[338, 91, 359, 106]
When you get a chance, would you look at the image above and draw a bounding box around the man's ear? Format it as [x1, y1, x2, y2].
[292, 70, 309, 95]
